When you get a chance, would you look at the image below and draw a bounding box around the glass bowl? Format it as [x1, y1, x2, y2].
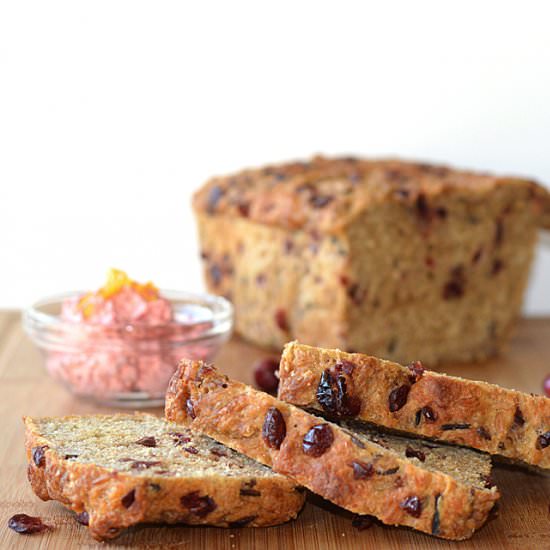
[23, 290, 233, 407]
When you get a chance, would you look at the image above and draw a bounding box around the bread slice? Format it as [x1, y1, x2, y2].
[165, 360, 499, 540]
[24, 413, 305, 541]
[278, 341, 550, 470]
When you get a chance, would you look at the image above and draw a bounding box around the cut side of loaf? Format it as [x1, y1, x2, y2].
[193, 155, 550, 365]
[24, 413, 305, 541]
[165, 360, 499, 541]
[278, 341, 550, 470]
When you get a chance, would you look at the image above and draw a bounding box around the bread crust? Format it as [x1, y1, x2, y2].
[279, 342, 550, 470]
[24, 414, 305, 541]
[193, 155, 550, 232]
[165, 360, 499, 541]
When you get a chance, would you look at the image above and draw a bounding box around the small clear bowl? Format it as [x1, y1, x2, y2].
[23, 290, 233, 407]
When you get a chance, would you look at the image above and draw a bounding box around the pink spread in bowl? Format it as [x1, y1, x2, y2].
[23, 269, 233, 407]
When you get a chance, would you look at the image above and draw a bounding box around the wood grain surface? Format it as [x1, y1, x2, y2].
[1, 310, 550, 549]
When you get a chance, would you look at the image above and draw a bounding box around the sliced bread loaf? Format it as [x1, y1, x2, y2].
[278, 341, 550, 470]
[24, 413, 305, 541]
[165, 360, 499, 540]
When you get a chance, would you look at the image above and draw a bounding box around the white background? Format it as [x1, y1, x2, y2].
[1, 1, 549, 312]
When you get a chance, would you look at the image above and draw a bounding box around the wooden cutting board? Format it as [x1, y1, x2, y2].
[1, 309, 549, 549]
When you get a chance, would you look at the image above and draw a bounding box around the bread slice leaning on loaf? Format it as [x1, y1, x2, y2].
[165, 360, 499, 541]
[24, 413, 305, 541]
[278, 341, 550, 470]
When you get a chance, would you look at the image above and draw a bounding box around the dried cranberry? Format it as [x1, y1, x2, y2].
[536, 432, 550, 450]
[513, 407, 525, 427]
[317, 369, 336, 413]
[347, 283, 366, 306]
[544, 375, 550, 397]
[351, 461, 374, 479]
[181, 492, 217, 517]
[443, 280, 464, 299]
[405, 447, 426, 462]
[400, 496, 422, 518]
[421, 406, 437, 422]
[416, 193, 430, 220]
[121, 489, 136, 508]
[492, 259, 504, 275]
[394, 184, 410, 198]
[186, 398, 196, 419]
[477, 427, 492, 441]
[262, 407, 286, 450]
[302, 424, 334, 457]
[379, 467, 399, 475]
[334, 360, 356, 375]
[206, 185, 223, 213]
[316, 368, 360, 418]
[229, 515, 257, 527]
[8, 514, 49, 534]
[135, 436, 156, 447]
[240, 480, 261, 497]
[310, 195, 333, 208]
[352, 515, 374, 531]
[237, 201, 250, 217]
[32, 446, 48, 468]
[435, 207, 448, 219]
[407, 361, 424, 382]
[482, 474, 496, 489]
[130, 460, 162, 470]
[169, 432, 191, 446]
[75, 511, 89, 526]
[210, 448, 227, 458]
[388, 384, 410, 412]
[209, 264, 222, 287]
[443, 265, 465, 300]
[183, 447, 199, 455]
[253, 357, 280, 393]
[274, 309, 289, 332]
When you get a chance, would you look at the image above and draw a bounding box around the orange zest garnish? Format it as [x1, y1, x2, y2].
[99, 268, 131, 300]
[131, 281, 159, 302]
[78, 292, 96, 319]
[78, 268, 160, 318]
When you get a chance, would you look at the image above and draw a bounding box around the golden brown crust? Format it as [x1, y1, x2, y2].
[278, 342, 550, 470]
[192, 155, 549, 233]
[24, 414, 305, 541]
[165, 360, 499, 541]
